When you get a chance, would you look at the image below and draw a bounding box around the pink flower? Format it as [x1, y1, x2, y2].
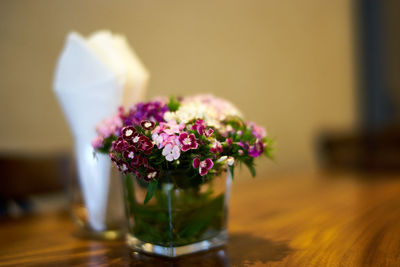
[192, 157, 214, 176]
[178, 132, 198, 151]
[152, 133, 165, 148]
[248, 122, 267, 139]
[152, 124, 166, 134]
[95, 114, 123, 138]
[210, 139, 223, 153]
[91, 136, 104, 149]
[162, 143, 181, 161]
[163, 120, 185, 135]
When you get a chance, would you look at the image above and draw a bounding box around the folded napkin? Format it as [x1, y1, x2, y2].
[53, 30, 149, 231]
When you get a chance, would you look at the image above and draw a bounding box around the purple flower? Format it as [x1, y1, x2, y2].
[127, 101, 169, 125]
[162, 143, 181, 161]
[248, 140, 265, 158]
[238, 141, 249, 150]
[178, 132, 198, 151]
[192, 157, 214, 176]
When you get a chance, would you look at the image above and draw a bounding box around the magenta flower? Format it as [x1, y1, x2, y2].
[226, 138, 233, 147]
[122, 146, 137, 159]
[113, 137, 129, 152]
[210, 139, 223, 153]
[192, 157, 214, 176]
[141, 120, 155, 130]
[122, 126, 136, 140]
[130, 154, 148, 168]
[162, 143, 181, 161]
[139, 136, 154, 155]
[204, 128, 214, 137]
[179, 132, 198, 151]
[191, 120, 205, 135]
[248, 140, 264, 158]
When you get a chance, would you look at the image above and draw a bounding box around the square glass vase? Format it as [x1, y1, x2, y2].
[122, 169, 232, 258]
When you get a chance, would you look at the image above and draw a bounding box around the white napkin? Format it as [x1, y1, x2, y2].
[53, 30, 149, 231]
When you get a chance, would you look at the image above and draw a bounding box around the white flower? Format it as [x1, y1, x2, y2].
[217, 156, 228, 163]
[163, 94, 243, 131]
[227, 156, 235, 166]
[216, 156, 235, 166]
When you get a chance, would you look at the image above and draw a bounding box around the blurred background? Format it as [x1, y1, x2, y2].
[0, 0, 399, 216]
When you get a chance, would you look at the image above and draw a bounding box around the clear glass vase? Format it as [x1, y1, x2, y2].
[122, 169, 232, 257]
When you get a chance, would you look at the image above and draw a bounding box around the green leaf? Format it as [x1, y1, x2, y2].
[244, 161, 256, 177]
[144, 180, 158, 204]
[248, 164, 256, 177]
[167, 96, 180, 112]
[264, 138, 275, 159]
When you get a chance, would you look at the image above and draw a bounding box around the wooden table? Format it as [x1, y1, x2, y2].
[1, 171, 400, 266]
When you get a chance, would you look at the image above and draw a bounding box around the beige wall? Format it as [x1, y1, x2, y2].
[0, 0, 356, 173]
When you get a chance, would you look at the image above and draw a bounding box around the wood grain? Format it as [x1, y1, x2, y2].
[1, 171, 400, 266]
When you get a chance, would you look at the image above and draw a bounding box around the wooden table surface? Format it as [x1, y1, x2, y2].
[1, 171, 400, 267]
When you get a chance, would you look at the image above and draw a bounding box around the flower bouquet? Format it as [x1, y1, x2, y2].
[93, 94, 273, 257]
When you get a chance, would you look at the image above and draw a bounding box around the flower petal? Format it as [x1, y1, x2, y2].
[199, 167, 208, 176]
[205, 158, 214, 170]
[192, 157, 200, 168]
